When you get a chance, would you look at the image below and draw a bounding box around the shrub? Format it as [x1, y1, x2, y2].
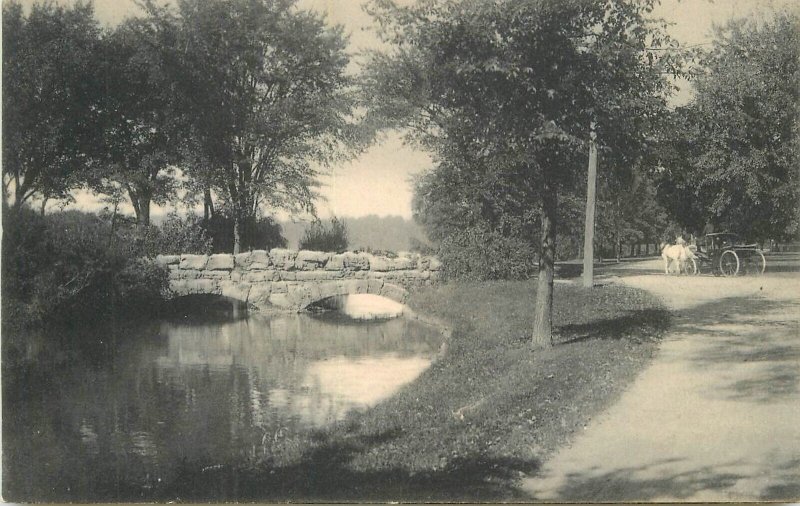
[299, 216, 349, 252]
[203, 213, 287, 253]
[1, 207, 169, 329]
[438, 226, 538, 281]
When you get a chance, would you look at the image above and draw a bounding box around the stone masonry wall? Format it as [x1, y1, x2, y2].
[155, 249, 442, 311]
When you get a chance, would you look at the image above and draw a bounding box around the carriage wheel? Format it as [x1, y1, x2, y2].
[744, 251, 766, 275]
[685, 257, 698, 276]
[719, 250, 739, 276]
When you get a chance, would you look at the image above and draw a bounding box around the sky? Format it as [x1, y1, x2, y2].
[19, 0, 797, 220]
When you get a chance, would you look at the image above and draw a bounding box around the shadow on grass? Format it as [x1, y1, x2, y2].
[162, 430, 541, 502]
[556, 309, 671, 346]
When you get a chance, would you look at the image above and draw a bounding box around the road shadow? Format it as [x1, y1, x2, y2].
[537, 458, 745, 502]
[669, 296, 800, 404]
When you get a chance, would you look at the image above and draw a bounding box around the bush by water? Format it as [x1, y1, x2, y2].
[0, 207, 196, 329]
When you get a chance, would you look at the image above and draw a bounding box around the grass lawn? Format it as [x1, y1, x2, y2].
[168, 280, 670, 502]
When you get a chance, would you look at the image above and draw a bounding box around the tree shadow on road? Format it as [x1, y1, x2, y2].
[666, 296, 800, 404]
[534, 458, 745, 502]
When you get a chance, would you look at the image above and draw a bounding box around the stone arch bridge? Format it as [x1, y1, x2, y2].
[156, 249, 442, 312]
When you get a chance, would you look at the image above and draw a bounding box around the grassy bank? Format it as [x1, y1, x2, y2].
[167, 280, 670, 502]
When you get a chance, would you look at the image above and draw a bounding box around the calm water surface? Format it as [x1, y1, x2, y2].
[3, 303, 442, 501]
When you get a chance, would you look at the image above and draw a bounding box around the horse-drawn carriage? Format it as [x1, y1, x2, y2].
[687, 232, 766, 276]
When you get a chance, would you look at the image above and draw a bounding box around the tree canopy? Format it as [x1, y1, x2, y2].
[364, 0, 683, 345]
[152, 0, 362, 252]
[90, 17, 185, 225]
[659, 10, 799, 241]
[2, 0, 103, 212]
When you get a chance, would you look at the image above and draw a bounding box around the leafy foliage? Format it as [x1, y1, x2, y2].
[1, 207, 171, 328]
[658, 10, 799, 241]
[203, 213, 287, 253]
[89, 17, 184, 225]
[437, 226, 538, 281]
[365, 0, 683, 342]
[299, 216, 349, 252]
[2, 1, 103, 209]
[150, 0, 362, 252]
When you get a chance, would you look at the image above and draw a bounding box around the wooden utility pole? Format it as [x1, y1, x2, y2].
[582, 123, 598, 288]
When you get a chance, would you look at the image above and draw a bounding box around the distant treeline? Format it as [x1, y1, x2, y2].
[280, 215, 430, 253]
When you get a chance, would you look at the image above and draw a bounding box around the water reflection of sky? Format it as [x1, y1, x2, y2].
[155, 313, 439, 428]
[4, 309, 443, 501]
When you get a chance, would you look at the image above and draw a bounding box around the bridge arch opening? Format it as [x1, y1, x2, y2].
[307, 294, 405, 320]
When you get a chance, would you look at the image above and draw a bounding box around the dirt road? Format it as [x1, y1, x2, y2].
[520, 261, 800, 501]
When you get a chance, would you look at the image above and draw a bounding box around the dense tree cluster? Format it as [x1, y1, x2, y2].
[2, 0, 361, 251]
[654, 10, 799, 242]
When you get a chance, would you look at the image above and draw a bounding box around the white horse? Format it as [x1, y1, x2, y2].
[660, 237, 696, 275]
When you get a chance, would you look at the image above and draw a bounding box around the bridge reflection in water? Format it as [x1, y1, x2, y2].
[3, 305, 443, 501]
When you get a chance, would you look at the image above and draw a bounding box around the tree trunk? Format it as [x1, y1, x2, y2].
[139, 194, 151, 226]
[233, 214, 241, 254]
[40, 197, 48, 216]
[129, 186, 152, 226]
[204, 187, 214, 222]
[532, 179, 557, 349]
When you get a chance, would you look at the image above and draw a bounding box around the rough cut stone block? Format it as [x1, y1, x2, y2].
[248, 285, 272, 306]
[271, 281, 288, 294]
[325, 254, 345, 270]
[242, 270, 276, 283]
[206, 254, 234, 270]
[234, 252, 252, 268]
[317, 281, 341, 299]
[368, 256, 393, 272]
[288, 284, 314, 308]
[203, 270, 231, 279]
[380, 283, 408, 302]
[156, 255, 180, 267]
[295, 250, 331, 270]
[367, 278, 385, 294]
[173, 278, 218, 295]
[268, 293, 293, 309]
[269, 248, 297, 270]
[352, 279, 368, 294]
[176, 269, 203, 280]
[294, 271, 324, 281]
[343, 252, 370, 270]
[180, 254, 209, 270]
[230, 271, 242, 282]
[278, 271, 296, 281]
[220, 281, 251, 301]
[393, 257, 417, 270]
[247, 250, 271, 270]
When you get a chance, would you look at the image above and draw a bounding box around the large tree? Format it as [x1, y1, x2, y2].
[2, 0, 102, 213]
[364, 0, 681, 346]
[664, 10, 799, 241]
[153, 0, 360, 253]
[91, 17, 184, 226]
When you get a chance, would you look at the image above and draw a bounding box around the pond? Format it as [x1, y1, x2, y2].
[2, 296, 444, 501]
